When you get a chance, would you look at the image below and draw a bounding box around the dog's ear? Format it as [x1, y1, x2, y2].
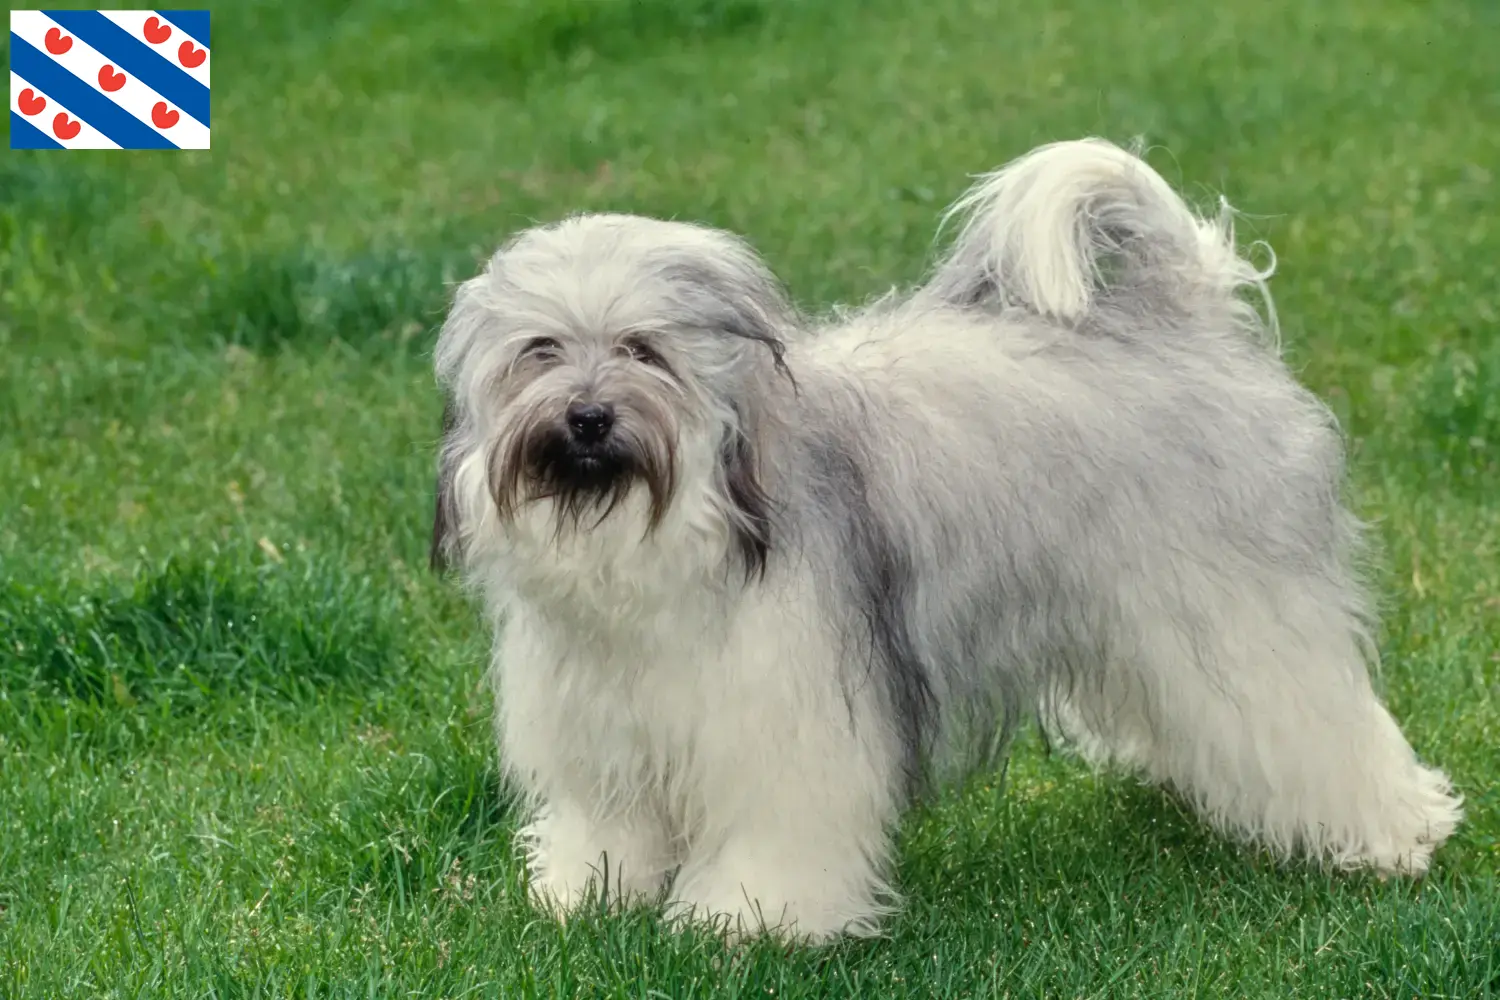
[430, 400, 459, 573]
[720, 425, 773, 580]
[661, 260, 797, 387]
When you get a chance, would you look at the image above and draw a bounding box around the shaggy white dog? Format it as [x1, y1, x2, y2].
[430, 139, 1461, 943]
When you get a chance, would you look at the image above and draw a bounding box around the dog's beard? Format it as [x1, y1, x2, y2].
[488, 406, 679, 534]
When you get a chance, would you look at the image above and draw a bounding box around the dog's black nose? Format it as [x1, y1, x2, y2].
[566, 402, 615, 443]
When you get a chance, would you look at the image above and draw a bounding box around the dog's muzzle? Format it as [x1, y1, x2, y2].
[533, 402, 630, 493]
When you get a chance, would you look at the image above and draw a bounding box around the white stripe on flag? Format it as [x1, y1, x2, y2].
[10, 10, 210, 149]
[10, 71, 122, 149]
[98, 9, 211, 87]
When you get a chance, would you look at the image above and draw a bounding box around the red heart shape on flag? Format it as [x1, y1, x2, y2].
[53, 113, 81, 141]
[178, 41, 206, 69]
[18, 89, 46, 116]
[151, 102, 180, 129]
[99, 65, 127, 92]
[143, 15, 171, 44]
[45, 27, 73, 54]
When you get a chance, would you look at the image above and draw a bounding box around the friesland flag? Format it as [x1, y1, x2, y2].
[9, 9, 210, 149]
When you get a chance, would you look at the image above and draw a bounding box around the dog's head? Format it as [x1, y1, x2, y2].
[431, 214, 794, 578]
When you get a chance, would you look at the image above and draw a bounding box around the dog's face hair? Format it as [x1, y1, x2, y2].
[484, 339, 681, 537]
[432, 214, 795, 575]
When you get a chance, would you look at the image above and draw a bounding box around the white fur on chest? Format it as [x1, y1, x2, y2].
[475, 461, 744, 816]
[489, 525, 890, 839]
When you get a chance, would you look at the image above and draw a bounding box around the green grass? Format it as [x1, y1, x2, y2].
[2, 0, 1498, 995]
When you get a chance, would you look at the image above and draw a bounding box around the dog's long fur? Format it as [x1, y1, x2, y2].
[432, 139, 1462, 942]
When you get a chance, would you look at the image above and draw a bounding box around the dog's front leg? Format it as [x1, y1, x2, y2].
[665, 600, 904, 943]
[666, 732, 900, 943]
[492, 621, 677, 917]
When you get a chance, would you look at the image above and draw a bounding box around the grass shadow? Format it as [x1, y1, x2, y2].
[510, 0, 769, 68]
[0, 555, 409, 733]
[0, 156, 133, 245]
[440, 0, 771, 89]
[1398, 340, 1500, 496]
[199, 244, 477, 354]
[0, 157, 137, 327]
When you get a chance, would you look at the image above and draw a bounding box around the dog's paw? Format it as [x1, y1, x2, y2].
[525, 855, 670, 918]
[663, 893, 824, 945]
[517, 808, 675, 919]
[525, 863, 591, 920]
[665, 870, 885, 945]
[1333, 765, 1464, 877]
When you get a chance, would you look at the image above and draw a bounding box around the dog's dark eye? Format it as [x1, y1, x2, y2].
[621, 337, 668, 370]
[520, 336, 562, 360]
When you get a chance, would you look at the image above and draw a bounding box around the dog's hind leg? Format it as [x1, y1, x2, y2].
[1061, 568, 1462, 874]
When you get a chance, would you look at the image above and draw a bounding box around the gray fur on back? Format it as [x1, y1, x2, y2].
[760, 139, 1363, 790]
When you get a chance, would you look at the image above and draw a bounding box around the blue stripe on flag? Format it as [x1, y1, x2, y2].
[42, 9, 211, 127]
[10, 110, 67, 149]
[160, 9, 210, 48]
[10, 35, 180, 149]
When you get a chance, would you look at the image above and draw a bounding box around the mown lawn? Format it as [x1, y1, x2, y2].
[2, 0, 1497, 996]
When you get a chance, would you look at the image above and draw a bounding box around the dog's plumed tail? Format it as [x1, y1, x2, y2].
[926, 138, 1276, 339]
